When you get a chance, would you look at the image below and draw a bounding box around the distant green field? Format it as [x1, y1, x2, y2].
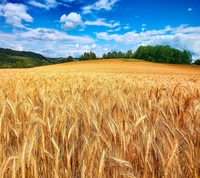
[121, 58, 145, 62]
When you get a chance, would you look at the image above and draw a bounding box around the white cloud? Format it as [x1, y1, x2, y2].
[0, 31, 17, 41]
[82, 0, 120, 14]
[20, 28, 93, 43]
[28, 0, 82, 9]
[0, 3, 33, 28]
[91, 43, 97, 49]
[48, 43, 101, 58]
[124, 25, 130, 30]
[28, 0, 57, 10]
[188, 8, 192, 11]
[82, 5, 93, 14]
[96, 25, 200, 59]
[10, 44, 24, 51]
[60, 0, 76, 2]
[85, 18, 120, 28]
[107, 27, 121, 32]
[142, 27, 145, 32]
[142, 24, 146, 27]
[76, 43, 79, 48]
[0, 28, 95, 58]
[60, 12, 84, 30]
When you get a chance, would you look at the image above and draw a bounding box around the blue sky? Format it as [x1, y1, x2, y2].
[0, 0, 200, 59]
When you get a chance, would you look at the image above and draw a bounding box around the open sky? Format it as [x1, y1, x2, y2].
[0, 0, 200, 59]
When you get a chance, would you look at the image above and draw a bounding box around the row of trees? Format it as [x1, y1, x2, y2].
[79, 52, 97, 60]
[60, 56, 74, 63]
[134, 45, 192, 64]
[102, 50, 134, 59]
[77, 50, 134, 61]
[77, 45, 192, 64]
[194, 59, 200, 65]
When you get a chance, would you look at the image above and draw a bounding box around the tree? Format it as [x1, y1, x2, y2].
[67, 56, 74, 62]
[84, 52, 90, 60]
[194, 59, 200, 65]
[79, 51, 97, 60]
[111, 51, 118, 58]
[134, 46, 143, 59]
[90, 52, 96, 59]
[107, 52, 112, 59]
[118, 51, 125, 58]
[102, 53, 107, 59]
[126, 50, 133, 58]
[134, 45, 192, 64]
[61, 58, 67, 63]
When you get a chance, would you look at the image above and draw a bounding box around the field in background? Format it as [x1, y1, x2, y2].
[0, 59, 200, 177]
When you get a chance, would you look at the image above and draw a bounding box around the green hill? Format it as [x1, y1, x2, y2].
[0, 48, 53, 68]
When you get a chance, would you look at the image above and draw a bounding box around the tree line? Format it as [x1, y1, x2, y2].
[78, 45, 192, 64]
[79, 52, 97, 60]
[194, 59, 200, 65]
[134, 45, 192, 64]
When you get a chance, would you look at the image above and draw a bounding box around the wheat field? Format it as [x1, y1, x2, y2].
[0, 60, 200, 178]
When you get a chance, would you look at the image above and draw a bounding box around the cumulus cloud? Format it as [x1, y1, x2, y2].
[20, 28, 93, 43]
[40, 43, 100, 58]
[0, 3, 33, 28]
[0, 27, 95, 57]
[60, 12, 84, 30]
[82, 0, 120, 14]
[96, 25, 200, 59]
[85, 18, 120, 28]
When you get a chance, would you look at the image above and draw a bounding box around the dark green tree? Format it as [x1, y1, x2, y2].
[194, 59, 200, 65]
[107, 52, 112, 59]
[67, 56, 74, 62]
[102, 53, 107, 59]
[111, 51, 118, 58]
[80, 51, 97, 60]
[118, 51, 125, 58]
[61, 58, 67, 63]
[126, 50, 133, 58]
[90, 52, 97, 59]
[134, 45, 192, 64]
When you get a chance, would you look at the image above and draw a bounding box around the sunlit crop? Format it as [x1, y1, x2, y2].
[0, 60, 200, 177]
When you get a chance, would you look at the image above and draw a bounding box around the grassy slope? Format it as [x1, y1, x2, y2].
[121, 58, 145, 62]
[0, 48, 51, 68]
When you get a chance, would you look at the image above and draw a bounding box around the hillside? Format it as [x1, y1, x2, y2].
[0, 48, 53, 68]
